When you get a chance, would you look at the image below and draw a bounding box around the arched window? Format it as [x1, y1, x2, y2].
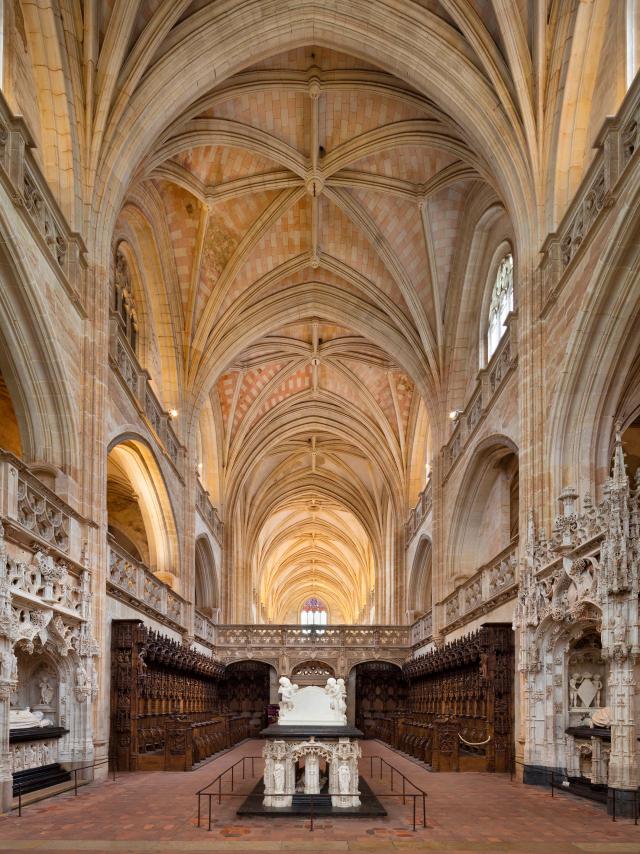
[487, 254, 513, 359]
[300, 597, 328, 628]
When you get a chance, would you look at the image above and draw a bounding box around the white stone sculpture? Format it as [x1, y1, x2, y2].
[593, 675, 603, 707]
[277, 675, 347, 725]
[338, 762, 351, 794]
[278, 676, 298, 711]
[590, 707, 612, 728]
[9, 707, 53, 730]
[38, 674, 54, 706]
[273, 761, 285, 793]
[304, 754, 320, 794]
[569, 673, 580, 707]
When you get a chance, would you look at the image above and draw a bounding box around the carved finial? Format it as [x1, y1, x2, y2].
[527, 509, 536, 543]
[611, 421, 628, 487]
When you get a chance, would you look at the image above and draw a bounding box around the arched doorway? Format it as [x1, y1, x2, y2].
[106, 437, 179, 589]
[194, 535, 219, 620]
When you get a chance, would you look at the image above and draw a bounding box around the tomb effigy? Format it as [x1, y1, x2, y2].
[238, 674, 383, 816]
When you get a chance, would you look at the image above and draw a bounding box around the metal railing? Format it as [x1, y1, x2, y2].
[13, 757, 116, 816]
[361, 754, 428, 831]
[194, 752, 428, 833]
[511, 760, 639, 825]
[196, 755, 263, 830]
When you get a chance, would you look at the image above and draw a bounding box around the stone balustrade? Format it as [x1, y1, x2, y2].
[440, 539, 518, 631]
[411, 610, 433, 647]
[405, 481, 432, 543]
[539, 71, 640, 315]
[195, 482, 223, 544]
[210, 623, 412, 674]
[109, 319, 183, 473]
[442, 321, 517, 478]
[107, 538, 186, 630]
[0, 452, 88, 565]
[0, 93, 86, 311]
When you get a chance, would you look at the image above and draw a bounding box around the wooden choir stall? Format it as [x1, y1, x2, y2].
[110, 620, 269, 772]
[357, 623, 514, 773]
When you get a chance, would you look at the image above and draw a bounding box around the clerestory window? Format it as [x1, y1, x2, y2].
[487, 254, 513, 359]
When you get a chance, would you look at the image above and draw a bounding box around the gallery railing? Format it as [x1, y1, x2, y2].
[107, 537, 186, 630]
[439, 539, 518, 631]
[539, 71, 640, 316]
[213, 624, 412, 649]
[0, 93, 87, 311]
[405, 481, 432, 543]
[109, 319, 183, 473]
[442, 321, 517, 479]
[0, 451, 89, 568]
[196, 481, 223, 544]
[411, 611, 433, 647]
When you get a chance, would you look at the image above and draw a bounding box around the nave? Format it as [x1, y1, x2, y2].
[1, 739, 638, 853]
[0, 0, 640, 846]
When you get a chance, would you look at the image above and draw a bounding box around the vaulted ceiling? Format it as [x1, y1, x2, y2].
[118, 43, 491, 623]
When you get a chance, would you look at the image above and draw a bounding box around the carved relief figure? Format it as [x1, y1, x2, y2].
[569, 673, 580, 707]
[338, 762, 351, 794]
[273, 761, 285, 793]
[38, 674, 54, 706]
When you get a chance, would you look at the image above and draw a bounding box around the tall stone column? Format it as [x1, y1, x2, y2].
[0, 678, 12, 812]
[0, 523, 14, 811]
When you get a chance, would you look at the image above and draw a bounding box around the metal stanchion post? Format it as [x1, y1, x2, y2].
[18, 783, 22, 817]
[208, 794, 212, 831]
[197, 793, 201, 827]
[413, 795, 416, 831]
[612, 789, 616, 822]
[422, 793, 426, 828]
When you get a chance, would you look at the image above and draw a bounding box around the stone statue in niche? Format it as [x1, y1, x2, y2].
[593, 675, 602, 707]
[273, 761, 285, 794]
[338, 762, 351, 794]
[304, 754, 320, 794]
[38, 674, 54, 707]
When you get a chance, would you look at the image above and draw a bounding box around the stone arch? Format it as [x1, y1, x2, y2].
[352, 660, 406, 728]
[407, 535, 432, 619]
[17, 1, 82, 227]
[525, 606, 604, 772]
[546, 0, 626, 229]
[291, 660, 335, 685]
[0, 211, 79, 472]
[194, 535, 219, 618]
[447, 435, 519, 585]
[546, 185, 640, 504]
[106, 436, 180, 589]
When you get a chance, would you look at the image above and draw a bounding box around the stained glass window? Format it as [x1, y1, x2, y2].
[487, 254, 513, 359]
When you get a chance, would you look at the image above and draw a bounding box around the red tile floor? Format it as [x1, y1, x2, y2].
[0, 739, 638, 853]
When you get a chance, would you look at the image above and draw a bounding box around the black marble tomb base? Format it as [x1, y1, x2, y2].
[260, 724, 363, 738]
[236, 776, 386, 817]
